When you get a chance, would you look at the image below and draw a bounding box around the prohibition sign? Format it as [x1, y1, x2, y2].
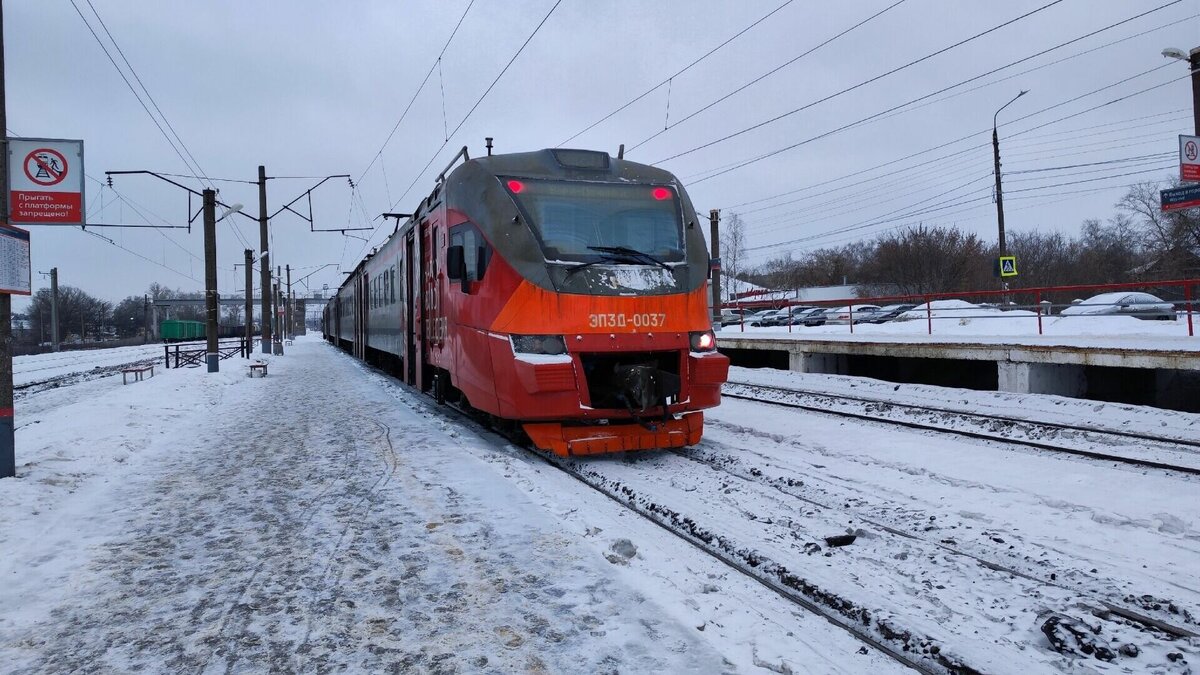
[23, 148, 69, 187]
[1187, 140, 1198, 162]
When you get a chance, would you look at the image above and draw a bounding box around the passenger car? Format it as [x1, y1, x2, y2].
[1059, 292, 1176, 321]
[821, 304, 882, 325]
[863, 303, 917, 324]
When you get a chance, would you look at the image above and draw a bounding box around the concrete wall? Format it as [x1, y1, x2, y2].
[997, 362, 1086, 397]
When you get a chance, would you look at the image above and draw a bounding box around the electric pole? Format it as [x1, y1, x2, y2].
[203, 189, 219, 373]
[258, 165, 271, 354]
[244, 249, 252, 355]
[285, 264, 292, 340]
[992, 90, 1027, 257]
[0, 0, 12, 479]
[50, 267, 59, 351]
[142, 294, 149, 342]
[709, 209, 721, 328]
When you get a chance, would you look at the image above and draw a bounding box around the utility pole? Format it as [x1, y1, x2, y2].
[258, 165, 271, 354]
[285, 264, 292, 340]
[709, 209, 721, 329]
[49, 267, 59, 351]
[203, 189, 219, 373]
[992, 90, 1027, 257]
[273, 270, 283, 355]
[142, 294, 149, 342]
[1193, 48, 1200, 136]
[243, 249, 253, 355]
[0, 1, 12, 479]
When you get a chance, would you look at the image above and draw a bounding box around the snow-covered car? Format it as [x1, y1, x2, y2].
[1059, 292, 1176, 321]
[759, 309, 793, 326]
[821, 304, 882, 325]
[717, 309, 743, 326]
[801, 307, 829, 326]
[862, 303, 917, 324]
[745, 310, 778, 327]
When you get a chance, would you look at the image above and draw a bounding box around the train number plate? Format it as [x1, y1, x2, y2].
[588, 313, 667, 329]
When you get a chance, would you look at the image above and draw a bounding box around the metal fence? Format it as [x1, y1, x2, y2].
[723, 278, 1197, 337]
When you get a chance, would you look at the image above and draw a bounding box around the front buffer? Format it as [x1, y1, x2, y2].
[523, 412, 704, 457]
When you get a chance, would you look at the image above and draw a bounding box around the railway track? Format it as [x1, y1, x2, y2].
[723, 380, 1200, 475]
[352, 357, 1200, 673]
[14, 357, 160, 399]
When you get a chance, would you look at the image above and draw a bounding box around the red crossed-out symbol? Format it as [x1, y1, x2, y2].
[23, 148, 69, 186]
[1186, 140, 1198, 162]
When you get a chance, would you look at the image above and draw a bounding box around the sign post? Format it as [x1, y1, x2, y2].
[7, 138, 85, 226]
[1181, 135, 1200, 183]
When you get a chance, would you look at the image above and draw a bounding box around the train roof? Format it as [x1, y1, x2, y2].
[466, 148, 677, 184]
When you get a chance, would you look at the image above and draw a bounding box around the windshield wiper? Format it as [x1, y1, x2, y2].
[586, 245, 671, 271]
[563, 253, 641, 277]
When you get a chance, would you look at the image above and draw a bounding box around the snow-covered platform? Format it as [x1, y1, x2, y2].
[0, 336, 904, 673]
[717, 331, 1200, 409]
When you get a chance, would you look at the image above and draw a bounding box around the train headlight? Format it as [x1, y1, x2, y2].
[689, 330, 716, 352]
[511, 334, 567, 355]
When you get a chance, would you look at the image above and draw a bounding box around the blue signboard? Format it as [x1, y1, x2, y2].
[1161, 183, 1200, 212]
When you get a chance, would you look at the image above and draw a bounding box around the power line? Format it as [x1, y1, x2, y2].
[1007, 152, 1175, 175]
[558, 0, 796, 147]
[356, 0, 476, 184]
[626, 0, 909, 153]
[82, 0, 213, 189]
[691, 59, 1178, 188]
[68, 1, 204, 186]
[654, 0, 1072, 166]
[353, 0, 563, 261]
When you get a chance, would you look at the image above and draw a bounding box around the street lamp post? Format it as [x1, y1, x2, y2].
[1162, 46, 1200, 135]
[992, 90, 1028, 257]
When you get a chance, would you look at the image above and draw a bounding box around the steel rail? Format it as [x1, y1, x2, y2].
[722, 382, 1200, 476]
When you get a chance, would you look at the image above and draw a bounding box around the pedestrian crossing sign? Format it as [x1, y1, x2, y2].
[998, 256, 1018, 278]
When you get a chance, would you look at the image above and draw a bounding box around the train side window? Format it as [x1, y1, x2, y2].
[449, 223, 491, 282]
[448, 230, 464, 281]
[390, 266, 397, 304]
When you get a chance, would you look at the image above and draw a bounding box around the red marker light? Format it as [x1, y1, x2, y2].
[507, 180, 525, 193]
[697, 332, 714, 350]
[651, 187, 671, 200]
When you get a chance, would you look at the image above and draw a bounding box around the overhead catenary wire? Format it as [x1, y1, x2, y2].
[558, 0, 797, 147]
[350, 0, 563, 263]
[69, 0, 210, 190]
[356, 0, 476, 184]
[726, 108, 1189, 219]
[653, 0, 1075, 166]
[628, 0, 911, 153]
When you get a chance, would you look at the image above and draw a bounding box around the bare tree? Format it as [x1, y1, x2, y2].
[720, 212, 747, 300]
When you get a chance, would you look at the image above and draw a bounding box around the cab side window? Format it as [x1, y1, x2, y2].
[449, 223, 491, 282]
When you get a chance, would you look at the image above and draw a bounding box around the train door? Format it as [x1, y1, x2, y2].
[422, 219, 443, 392]
[405, 233, 418, 386]
[355, 271, 368, 360]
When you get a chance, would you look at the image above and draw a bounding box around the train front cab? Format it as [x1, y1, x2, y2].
[431, 149, 729, 456]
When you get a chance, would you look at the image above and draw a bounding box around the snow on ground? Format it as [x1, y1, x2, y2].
[723, 307, 1199, 350]
[0, 337, 905, 674]
[13, 343, 164, 387]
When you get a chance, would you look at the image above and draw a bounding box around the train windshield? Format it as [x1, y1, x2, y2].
[504, 179, 684, 264]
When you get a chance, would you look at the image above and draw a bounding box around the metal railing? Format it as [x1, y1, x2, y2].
[163, 337, 251, 368]
[722, 278, 1197, 337]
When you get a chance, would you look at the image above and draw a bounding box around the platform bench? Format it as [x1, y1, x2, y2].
[248, 363, 268, 378]
[121, 365, 154, 385]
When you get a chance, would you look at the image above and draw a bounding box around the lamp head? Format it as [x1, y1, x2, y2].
[217, 203, 244, 222]
[1162, 47, 1188, 60]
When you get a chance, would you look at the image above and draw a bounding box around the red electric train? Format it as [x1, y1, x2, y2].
[324, 146, 729, 455]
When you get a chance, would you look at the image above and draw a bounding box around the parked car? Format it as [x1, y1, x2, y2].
[784, 305, 818, 325]
[759, 309, 793, 326]
[863, 303, 917, 324]
[801, 307, 829, 326]
[1059, 292, 1176, 321]
[821, 304, 882, 325]
[717, 309, 743, 326]
[746, 309, 779, 327]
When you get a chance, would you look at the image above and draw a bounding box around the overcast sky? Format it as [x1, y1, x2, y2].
[5, 0, 1198, 313]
